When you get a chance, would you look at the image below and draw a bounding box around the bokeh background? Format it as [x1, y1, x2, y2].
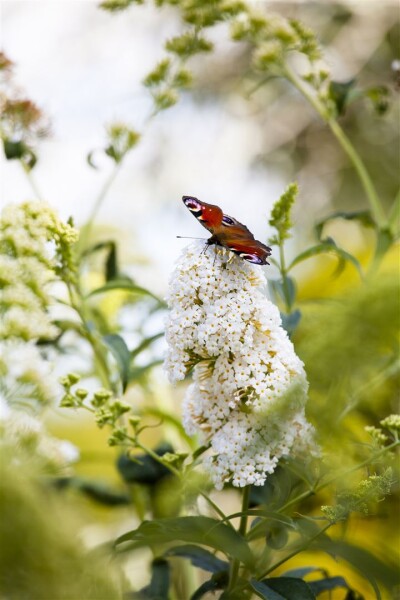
[1, 1, 399, 598]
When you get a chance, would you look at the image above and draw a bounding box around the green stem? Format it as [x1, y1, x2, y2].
[66, 281, 114, 391]
[21, 161, 44, 201]
[278, 239, 292, 312]
[283, 65, 387, 230]
[134, 441, 182, 479]
[78, 161, 123, 253]
[228, 486, 251, 592]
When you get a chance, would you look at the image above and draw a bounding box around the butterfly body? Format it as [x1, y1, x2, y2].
[182, 195, 271, 265]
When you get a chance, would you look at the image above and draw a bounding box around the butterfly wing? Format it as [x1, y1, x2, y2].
[182, 196, 223, 233]
[223, 238, 272, 265]
[182, 195, 272, 265]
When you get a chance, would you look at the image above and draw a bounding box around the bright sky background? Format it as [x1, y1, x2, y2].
[1, 0, 290, 293]
[1, 1, 396, 292]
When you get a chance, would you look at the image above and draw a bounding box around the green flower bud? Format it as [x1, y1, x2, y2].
[60, 394, 76, 408]
[128, 415, 141, 429]
[252, 41, 283, 71]
[67, 372, 81, 385]
[75, 388, 89, 400]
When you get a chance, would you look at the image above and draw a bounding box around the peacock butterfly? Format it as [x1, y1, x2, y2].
[182, 195, 272, 265]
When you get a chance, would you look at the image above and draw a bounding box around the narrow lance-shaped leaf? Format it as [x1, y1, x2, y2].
[130, 332, 164, 360]
[165, 544, 229, 573]
[315, 210, 375, 240]
[87, 279, 164, 305]
[287, 238, 363, 279]
[103, 334, 131, 392]
[251, 577, 316, 600]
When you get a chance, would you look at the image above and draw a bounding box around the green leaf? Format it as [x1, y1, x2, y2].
[252, 578, 316, 600]
[375, 228, 394, 263]
[129, 558, 170, 600]
[3, 139, 37, 169]
[115, 516, 254, 567]
[73, 478, 130, 506]
[329, 79, 357, 116]
[86, 150, 99, 169]
[129, 359, 163, 382]
[87, 280, 163, 304]
[246, 513, 296, 542]
[191, 574, 228, 600]
[131, 333, 164, 360]
[308, 576, 350, 596]
[287, 239, 363, 279]
[165, 544, 229, 573]
[250, 579, 286, 600]
[280, 310, 301, 337]
[117, 443, 174, 485]
[147, 558, 170, 600]
[388, 189, 400, 238]
[105, 242, 118, 281]
[366, 85, 390, 115]
[268, 277, 296, 309]
[315, 539, 399, 596]
[282, 567, 326, 579]
[315, 210, 375, 240]
[103, 334, 131, 392]
[265, 522, 289, 550]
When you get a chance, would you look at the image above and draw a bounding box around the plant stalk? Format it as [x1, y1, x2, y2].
[228, 486, 251, 592]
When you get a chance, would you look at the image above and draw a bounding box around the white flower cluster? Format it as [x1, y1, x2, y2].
[0, 201, 78, 341]
[165, 242, 314, 490]
[0, 340, 60, 411]
[0, 407, 79, 475]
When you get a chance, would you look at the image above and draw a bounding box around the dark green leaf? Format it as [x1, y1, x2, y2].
[375, 228, 394, 263]
[165, 544, 229, 573]
[282, 567, 326, 579]
[280, 310, 301, 336]
[366, 85, 390, 115]
[265, 522, 289, 550]
[105, 242, 118, 281]
[191, 573, 228, 600]
[315, 211, 375, 240]
[117, 443, 173, 485]
[128, 558, 170, 600]
[315, 539, 399, 595]
[86, 150, 99, 169]
[147, 558, 170, 600]
[388, 191, 400, 238]
[103, 334, 131, 392]
[287, 239, 363, 279]
[3, 139, 37, 169]
[308, 576, 349, 596]
[87, 280, 163, 304]
[329, 79, 357, 115]
[250, 579, 286, 600]
[256, 577, 316, 600]
[73, 478, 130, 506]
[246, 512, 295, 542]
[116, 516, 254, 566]
[131, 333, 164, 360]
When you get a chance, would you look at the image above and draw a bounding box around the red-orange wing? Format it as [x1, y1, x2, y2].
[182, 196, 223, 233]
[182, 195, 272, 265]
[221, 238, 271, 265]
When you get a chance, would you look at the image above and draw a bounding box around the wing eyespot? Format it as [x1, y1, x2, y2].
[222, 216, 235, 226]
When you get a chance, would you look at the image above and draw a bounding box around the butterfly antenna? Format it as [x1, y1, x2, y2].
[176, 236, 207, 240]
